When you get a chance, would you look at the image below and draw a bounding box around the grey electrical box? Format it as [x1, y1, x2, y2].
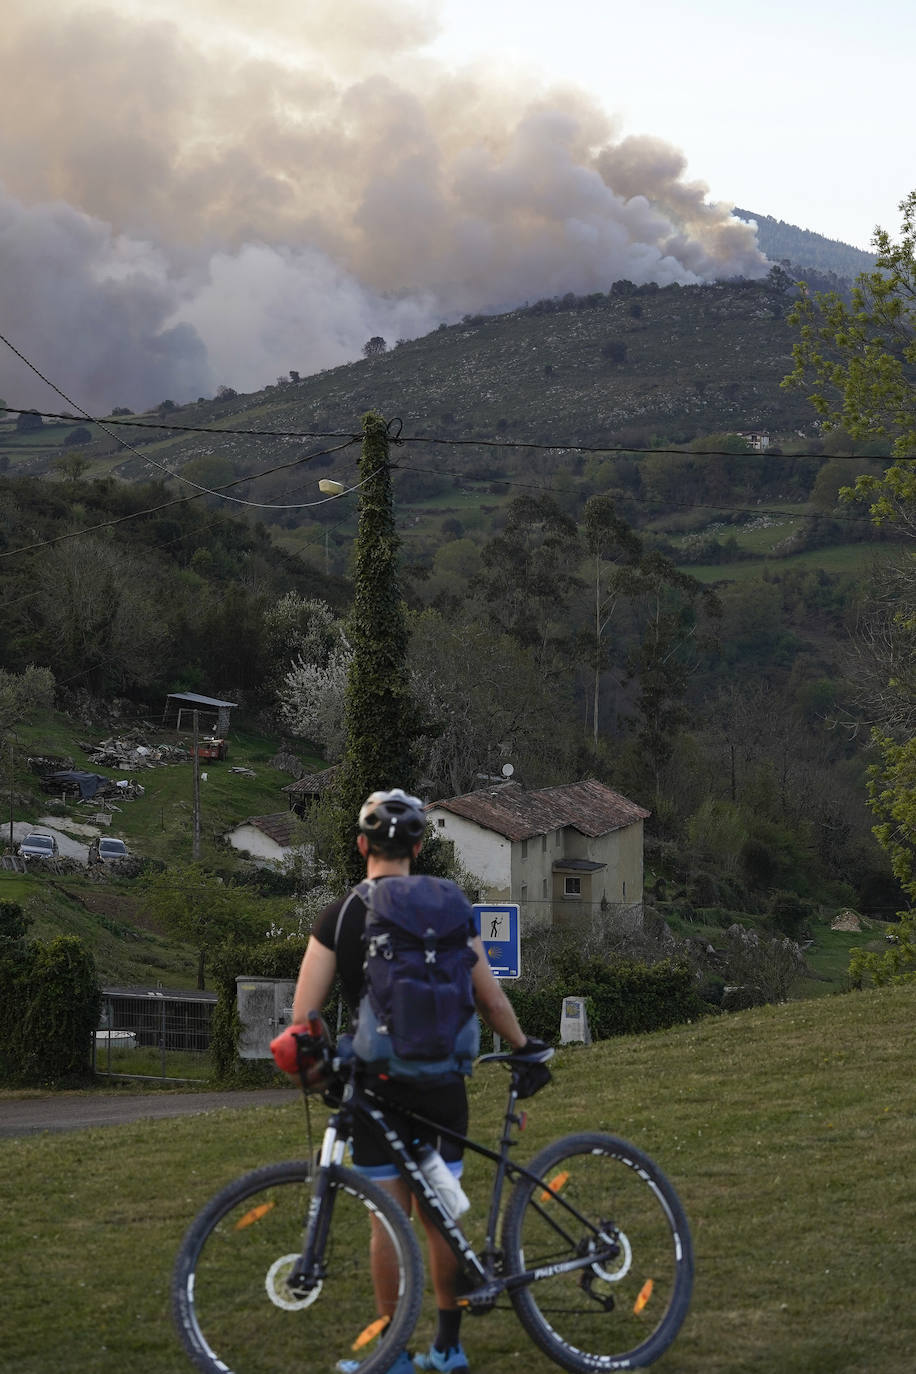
[236, 976, 298, 1059]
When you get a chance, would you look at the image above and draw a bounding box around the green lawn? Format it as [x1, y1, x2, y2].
[2, 984, 913, 1374]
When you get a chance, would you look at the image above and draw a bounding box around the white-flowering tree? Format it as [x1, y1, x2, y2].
[278, 641, 352, 760]
[263, 593, 341, 691]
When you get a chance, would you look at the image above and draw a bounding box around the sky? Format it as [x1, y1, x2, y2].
[429, 0, 909, 252]
[0, 0, 909, 415]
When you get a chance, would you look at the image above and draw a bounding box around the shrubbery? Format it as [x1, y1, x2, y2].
[0, 902, 100, 1085]
[499, 950, 713, 1048]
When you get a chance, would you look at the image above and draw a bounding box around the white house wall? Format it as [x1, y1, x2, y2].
[426, 808, 512, 896]
[226, 826, 285, 862]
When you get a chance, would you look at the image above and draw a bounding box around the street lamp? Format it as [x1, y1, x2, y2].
[318, 479, 346, 496]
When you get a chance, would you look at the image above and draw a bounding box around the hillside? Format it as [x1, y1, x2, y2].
[733, 208, 877, 279]
[3, 985, 913, 1374]
[2, 277, 816, 478]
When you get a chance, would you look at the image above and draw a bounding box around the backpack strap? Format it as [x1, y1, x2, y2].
[333, 883, 371, 953]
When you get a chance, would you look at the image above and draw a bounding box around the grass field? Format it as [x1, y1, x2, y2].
[685, 541, 896, 584]
[2, 984, 913, 1374]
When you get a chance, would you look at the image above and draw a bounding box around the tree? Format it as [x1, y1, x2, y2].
[849, 734, 916, 985]
[362, 337, 388, 357]
[279, 642, 352, 761]
[474, 493, 582, 673]
[53, 451, 90, 483]
[62, 426, 92, 449]
[141, 863, 262, 989]
[784, 190, 916, 454]
[784, 196, 916, 979]
[582, 495, 643, 747]
[330, 413, 417, 885]
[15, 410, 43, 433]
[409, 609, 573, 796]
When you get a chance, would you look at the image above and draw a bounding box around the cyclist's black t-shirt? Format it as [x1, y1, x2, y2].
[311, 889, 369, 1015]
[311, 880, 469, 1167]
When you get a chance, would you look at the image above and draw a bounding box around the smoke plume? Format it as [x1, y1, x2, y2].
[0, 0, 766, 414]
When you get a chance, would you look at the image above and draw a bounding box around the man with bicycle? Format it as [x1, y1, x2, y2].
[292, 788, 548, 1374]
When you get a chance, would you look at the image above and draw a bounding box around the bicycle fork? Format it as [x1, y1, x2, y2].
[287, 1114, 348, 1292]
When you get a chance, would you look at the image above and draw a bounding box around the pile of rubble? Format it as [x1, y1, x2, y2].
[82, 731, 189, 771]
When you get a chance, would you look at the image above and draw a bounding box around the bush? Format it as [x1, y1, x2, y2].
[0, 914, 101, 1085]
[497, 951, 711, 1047]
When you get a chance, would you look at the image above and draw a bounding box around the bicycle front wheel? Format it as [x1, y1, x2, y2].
[172, 1160, 423, 1374]
[502, 1132, 693, 1372]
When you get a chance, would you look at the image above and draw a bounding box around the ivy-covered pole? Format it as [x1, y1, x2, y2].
[332, 413, 417, 885]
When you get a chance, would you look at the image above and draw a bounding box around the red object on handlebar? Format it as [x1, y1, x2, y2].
[270, 1012, 326, 1075]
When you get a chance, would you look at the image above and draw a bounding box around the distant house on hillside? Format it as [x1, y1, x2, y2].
[739, 430, 770, 452]
[225, 812, 306, 865]
[426, 779, 650, 935]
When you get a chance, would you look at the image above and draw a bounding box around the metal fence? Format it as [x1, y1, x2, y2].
[94, 987, 217, 1081]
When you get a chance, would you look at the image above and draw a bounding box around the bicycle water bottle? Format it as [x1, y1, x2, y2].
[416, 1145, 470, 1217]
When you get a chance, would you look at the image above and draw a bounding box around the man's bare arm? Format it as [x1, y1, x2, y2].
[469, 936, 526, 1049]
[292, 938, 338, 1024]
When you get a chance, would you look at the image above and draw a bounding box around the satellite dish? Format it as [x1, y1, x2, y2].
[501, 763, 514, 777]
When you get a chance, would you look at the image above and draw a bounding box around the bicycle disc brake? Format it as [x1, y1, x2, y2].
[577, 1221, 632, 1300]
[265, 1254, 323, 1310]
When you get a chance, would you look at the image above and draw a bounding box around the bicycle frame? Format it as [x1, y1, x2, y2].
[289, 1058, 619, 1311]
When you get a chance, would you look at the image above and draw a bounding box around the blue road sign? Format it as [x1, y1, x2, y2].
[473, 903, 520, 979]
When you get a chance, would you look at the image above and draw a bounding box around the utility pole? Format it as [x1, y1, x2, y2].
[331, 412, 417, 885]
[7, 737, 14, 856]
[192, 710, 201, 860]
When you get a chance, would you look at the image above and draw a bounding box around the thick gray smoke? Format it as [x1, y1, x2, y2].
[0, 0, 767, 414]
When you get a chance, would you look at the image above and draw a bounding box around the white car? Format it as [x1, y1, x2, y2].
[18, 832, 59, 861]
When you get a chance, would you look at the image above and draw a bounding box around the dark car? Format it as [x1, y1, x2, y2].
[98, 837, 129, 863]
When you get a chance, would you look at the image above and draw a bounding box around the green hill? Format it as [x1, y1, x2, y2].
[2, 984, 912, 1373]
[733, 209, 877, 280]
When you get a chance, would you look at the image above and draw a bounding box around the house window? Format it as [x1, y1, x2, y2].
[622, 880, 626, 898]
[542, 877, 548, 898]
[564, 876, 581, 897]
[520, 884, 528, 904]
[437, 817, 446, 827]
[541, 834, 547, 853]
[521, 839, 527, 859]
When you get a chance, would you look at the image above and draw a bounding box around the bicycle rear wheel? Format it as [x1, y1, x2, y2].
[172, 1160, 423, 1374]
[502, 1132, 693, 1371]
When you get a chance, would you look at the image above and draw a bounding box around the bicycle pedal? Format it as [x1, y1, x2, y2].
[456, 1281, 501, 1311]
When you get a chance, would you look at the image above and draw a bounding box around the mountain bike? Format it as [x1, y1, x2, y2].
[172, 1028, 693, 1374]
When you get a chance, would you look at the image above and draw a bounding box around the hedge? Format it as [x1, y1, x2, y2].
[0, 905, 101, 1085]
[211, 937, 712, 1076]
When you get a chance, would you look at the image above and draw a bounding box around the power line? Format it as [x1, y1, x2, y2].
[0, 438, 360, 561]
[3, 395, 910, 463]
[1, 403, 355, 442]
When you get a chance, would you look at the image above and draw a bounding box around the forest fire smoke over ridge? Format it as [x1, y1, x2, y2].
[0, 0, 767, 412]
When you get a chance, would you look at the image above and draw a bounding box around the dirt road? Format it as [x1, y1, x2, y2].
[0, 1088, 295, 1138]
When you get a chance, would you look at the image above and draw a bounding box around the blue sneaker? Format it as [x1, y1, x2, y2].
[337, 1351, 415, 1374]
[415, 1346, 469, 1374]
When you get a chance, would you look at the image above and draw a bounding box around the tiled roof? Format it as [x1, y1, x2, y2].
[234, 813, 300, 847]
[283, 765, 340, 796]
[429, 779, 650, 842]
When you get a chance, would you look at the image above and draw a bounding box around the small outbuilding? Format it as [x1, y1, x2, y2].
[162, 692, 237, 736]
